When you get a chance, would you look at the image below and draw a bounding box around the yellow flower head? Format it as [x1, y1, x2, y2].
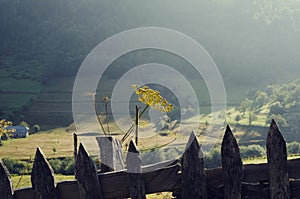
[132, 85, 174, 113]
[0, 119, 15, 135]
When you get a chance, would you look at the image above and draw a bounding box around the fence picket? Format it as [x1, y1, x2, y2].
[126, 140, 146, 199]
[0, 159, 15, 199]
[96, 136, 124, 172]
[75, 143, 103, 199]
[5, 122, 300, 198]
[181, 131, 207, 199]
[221, 125, 243, 199]
[31, 147, 58, 199]
[267, 119, 290, 199]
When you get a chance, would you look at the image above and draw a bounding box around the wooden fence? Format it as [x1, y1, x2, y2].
[1, 119, 300, 199]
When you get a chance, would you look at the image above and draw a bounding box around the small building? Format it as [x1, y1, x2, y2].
[6, 126, 29, 138]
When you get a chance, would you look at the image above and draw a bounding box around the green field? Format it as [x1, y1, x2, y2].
[0, 128, 74, 160]
[11, 174, 75, 190]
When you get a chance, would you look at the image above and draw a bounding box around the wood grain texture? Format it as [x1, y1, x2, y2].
[181, 131, 207, 199]
[56, 181, 80, 199]
[75, 143, 103, 199]
[98, 164, 181, 198]
[0, 159, 15, 199]
[96, 136, 124, 172]
[221, 125, 243, 199]
[31, 147, 58, 199]
[267, 120, 290, 199]
[206, 158, 300, 188]
[126, 140, 146, 199]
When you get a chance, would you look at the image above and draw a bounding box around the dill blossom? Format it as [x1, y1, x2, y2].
[132, 85, 173, 113]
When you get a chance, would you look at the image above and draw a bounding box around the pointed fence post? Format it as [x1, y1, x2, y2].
[266, 120, 290, 199]
[31, 147, 58, 199]
[96, 136, 124, 172]
[126, 140, 146, 199]
[181, 131, 207, 199]
[221, 125, 243, 199]
[75, 143, 103, 199]
[74, 132, 78, 161]
[0, 159, 14, 199]
[135, 106, 140, 146]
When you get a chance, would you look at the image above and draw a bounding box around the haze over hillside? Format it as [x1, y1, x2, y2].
[1, 0, 300, 128]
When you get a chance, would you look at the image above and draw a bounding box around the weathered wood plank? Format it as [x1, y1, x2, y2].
[290, 179, 300, 199]
[206, 158, 300, 187]
[141, 158, 178, 173]
[181, 131, 207, 199]
[0, 159, 15, 199]
[31, 147, 58, 199]
[98, 164, 181, 198]
[126, 140, 146, 199]
[96, 136, 124, 172]
[267, 119, 290, 199]
[75, 143, 103, 199]
[241, 179, 300, 199]
[221, 125, 243, 199]
[14, 187, 34, 199]
[12, 178, 300, 199]
[207, 180, 300, 199]
[241, 183, 269, 198]
[56, 181, 80, 199]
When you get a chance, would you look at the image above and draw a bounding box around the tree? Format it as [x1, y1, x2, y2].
[240, 145, 265, 159]
[0, 119, 14, 143]
[266, 114, 288, 127]
[238, 98, 257, 125]
[287, 142, 300, 155]
[254, 91, 268, 107]
[235, 115, 241, 124]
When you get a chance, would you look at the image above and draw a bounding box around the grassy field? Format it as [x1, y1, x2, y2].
[0, 116, 297, 161]
[242, 155, 300, 165]
[11, 174, 75, 190]
[0, 128, 74, 160]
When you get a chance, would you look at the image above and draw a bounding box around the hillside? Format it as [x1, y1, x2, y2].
[1, 0, 300, 129]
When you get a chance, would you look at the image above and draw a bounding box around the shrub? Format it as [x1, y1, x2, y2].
[48, 157, 74, 175]
[19, 121, 30, 128]
[240, 145, 265, 159]
[204, 147, 221, 168]
[287, 141, 300, 155]
[61, 157, 75, 175]
[31, 124, 40, 133]
[48, 159, 62, 173]
[2, 158, 28, 175]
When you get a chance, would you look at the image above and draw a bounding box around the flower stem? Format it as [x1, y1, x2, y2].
[92, 95, 107, 135]
[121, 105, 149, 144]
